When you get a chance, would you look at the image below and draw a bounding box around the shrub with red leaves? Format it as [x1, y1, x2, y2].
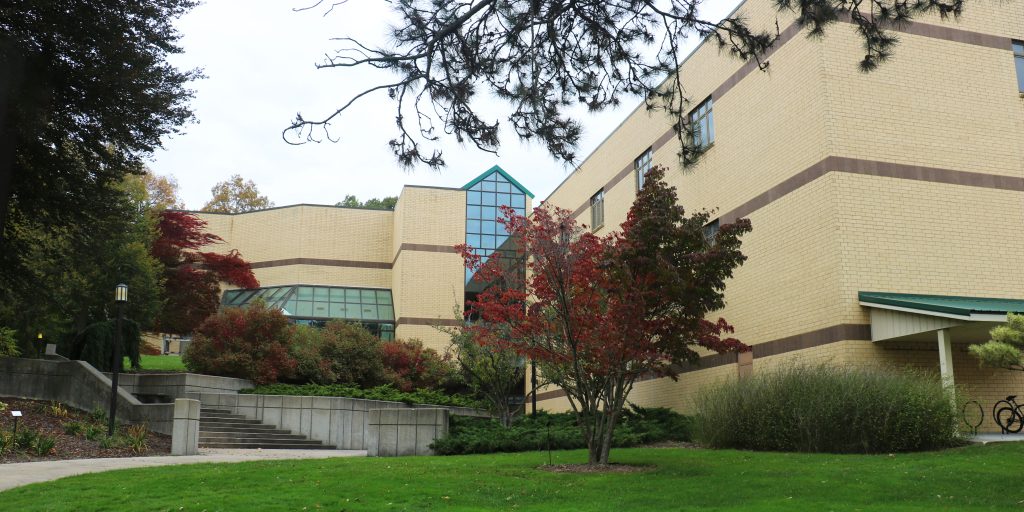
[182, 301, 296, 385]
[380, 339, 458, 392]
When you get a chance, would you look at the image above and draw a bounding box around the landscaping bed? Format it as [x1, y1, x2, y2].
[0, 398, 170, 463]
[243, 383, 484, 408]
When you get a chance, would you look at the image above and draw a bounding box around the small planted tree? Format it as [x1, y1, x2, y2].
[969, 313, 1024, 372]
[439, 314, 525, 427]
[460, 165, 751, 465]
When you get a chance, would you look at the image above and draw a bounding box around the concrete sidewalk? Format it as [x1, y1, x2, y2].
[0, 448, 366, 492]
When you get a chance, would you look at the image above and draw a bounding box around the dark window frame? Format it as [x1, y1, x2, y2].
[1014, 40, 1024, 93]
[688, 96, 715, 150]
[635, 147, 653, 191]
[590, 189, 605, 231]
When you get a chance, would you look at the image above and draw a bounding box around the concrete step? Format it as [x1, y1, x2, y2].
[199, 441, 335, 449]
[200, 408, 233, 415]
[200, 431, 308, 440]
[198, 424, 281, 433]
[198, 417, 265, 426]
[201, 412, 250, 421]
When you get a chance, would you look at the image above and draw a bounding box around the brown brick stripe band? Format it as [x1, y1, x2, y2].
[534, 323, 871, 402]
[396, 317, 462, 327]
[569, 16, 1017, 219]
[250, 243, 458, 270]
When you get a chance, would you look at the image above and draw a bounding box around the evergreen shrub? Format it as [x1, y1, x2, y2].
[695, 363, 964, 453]
[431, 406, 693, 455]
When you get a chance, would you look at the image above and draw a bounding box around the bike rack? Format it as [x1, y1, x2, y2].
[962, 400, 983, 437]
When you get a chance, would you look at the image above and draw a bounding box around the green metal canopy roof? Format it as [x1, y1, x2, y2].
[859, 291, 1024, 317]
[462, 165, 535, 198]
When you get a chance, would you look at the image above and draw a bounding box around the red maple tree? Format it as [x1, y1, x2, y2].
[153, 211, 259, 335]
[459, 165, 752, 465]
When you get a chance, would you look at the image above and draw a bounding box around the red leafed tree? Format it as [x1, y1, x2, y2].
[459, 165, 752, 465]
[153, 211, 259, 335]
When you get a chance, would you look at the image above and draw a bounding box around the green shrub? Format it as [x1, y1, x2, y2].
[125, 424, 149, 453]
[0, 432, 12, 455]
[15, 429, 38, 449]
[0, 326, 20, 357]
[63, 421, 85, 436]
[243, 383, 483, 408]
[83, 423, 104, 441]
[289, 322, 387, 386]
[695, 363, 964, 453]
[183, 301, 296, 384]
[33, 434, 56, 456]
[89, 407, 107, 424]
[431, 407, 693, 455]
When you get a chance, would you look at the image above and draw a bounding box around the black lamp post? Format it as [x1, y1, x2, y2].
[108, 283, 128, 436]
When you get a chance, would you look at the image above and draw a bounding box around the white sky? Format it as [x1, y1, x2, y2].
[150, 0, 744, 209]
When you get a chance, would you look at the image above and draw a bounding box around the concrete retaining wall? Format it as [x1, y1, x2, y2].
[367, 408, 449, 456]
[0, 357, 174, 434]
[188, 392, 486, 452]
[108, 373, 252, 400]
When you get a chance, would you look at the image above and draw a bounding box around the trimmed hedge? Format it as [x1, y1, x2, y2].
[241, 383, 483, 409]
[695, 363, 965, 453]
[431, 407, 692, 455]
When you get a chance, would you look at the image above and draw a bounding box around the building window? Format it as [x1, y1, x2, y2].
[703, 219, 720, 245]
[689, 97, 715, 150]
[635, 147, 653, 191]
[465, 169, 527, 283]
[1014, 40, 1024, 92]
[590, 189, 605, 230]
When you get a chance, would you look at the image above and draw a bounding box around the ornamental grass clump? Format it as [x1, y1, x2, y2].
[695, 363, 964, 453]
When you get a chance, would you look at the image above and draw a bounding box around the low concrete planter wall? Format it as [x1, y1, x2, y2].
[367, 408, 449, 456]
[0, 357, 174, 434]
[188, 392, 487, 452]
[107, 373, 252, 400]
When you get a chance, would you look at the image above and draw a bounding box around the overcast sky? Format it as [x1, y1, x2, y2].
[150, 0, 744, 209]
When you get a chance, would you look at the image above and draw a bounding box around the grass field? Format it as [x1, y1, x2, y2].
[126, 354, 186, 372]
[1, 444, 1021, 511]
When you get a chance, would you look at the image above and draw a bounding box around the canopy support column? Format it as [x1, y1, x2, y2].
[937, 328, 955, 389]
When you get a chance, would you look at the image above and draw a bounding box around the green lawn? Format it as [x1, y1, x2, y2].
[126, 354, 186, 372]
[2, 444, 1022, 511]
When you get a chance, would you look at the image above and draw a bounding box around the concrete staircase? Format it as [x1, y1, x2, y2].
[199, 407, 335, 449]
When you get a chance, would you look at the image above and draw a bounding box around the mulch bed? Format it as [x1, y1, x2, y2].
[0, 397, 170, 464]
[540, 463, 656, 473]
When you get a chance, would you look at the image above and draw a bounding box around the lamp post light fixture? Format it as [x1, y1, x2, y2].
[108, 283, 128, 436]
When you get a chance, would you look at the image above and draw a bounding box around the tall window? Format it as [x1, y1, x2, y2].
[689, 97, 715, 149]
[703, 219, 720, 245]
[1014, 41, 1024, 92]
[590, 189, 605, 230]
[635, 147, 653, 191]
[465, 170, 527, 283]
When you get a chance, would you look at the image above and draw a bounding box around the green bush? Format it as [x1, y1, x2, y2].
[63, 421, 85, 436]
[33, 434, 56, 456]
[0, 326, 20, 357]
[695, 363, 964, 453]
[243, 383, 483, 408]
[431, 406, 693, 455]
[289, 322, 387, 387]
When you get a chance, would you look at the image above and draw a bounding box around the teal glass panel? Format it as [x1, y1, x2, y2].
[345, 289, 360, 302]
[497, 182, 511, 193]
[295, 301, 313, 316]
[360, 290, 376, 303]
[481, 192, 496, 206]
[1015, 41, 1024, 55]
[482, 220, 496, 235]
[284, 300, 297, 314]
[482, 181, 496, 191]
[467, 219, 480, 232]
[497, 193, 511, 206]
[482, 206, 496, 219]
[467, 234, 480, 248]
[329, 303, 346, 318]
[312, 302, 329, 317]
[467, 205, 481, 218]
[313, 287, 329, 301]
[345, 303, 363, 319]
[1016, 56, 1024, 92]
[361, 305, 379, 320]
[379, 306, 395, 321]
[329, 288, 346, 302]
[511, 195, 525, 208]
[495, 173, 508, 183]
[376, 290, 392, 304]
[514, 207, 525, 218]
[467, 191, 481, 203]
[296, 287, 314, 300]
[481, 235, 495, 249]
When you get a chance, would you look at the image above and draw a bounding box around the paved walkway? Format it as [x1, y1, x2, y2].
[0, 448, 366, 492]
[969, 433, 1024, 445]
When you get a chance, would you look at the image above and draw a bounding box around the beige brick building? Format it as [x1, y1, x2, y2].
[536, 0, 1024, 430]
[196, 166, 532, 352]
